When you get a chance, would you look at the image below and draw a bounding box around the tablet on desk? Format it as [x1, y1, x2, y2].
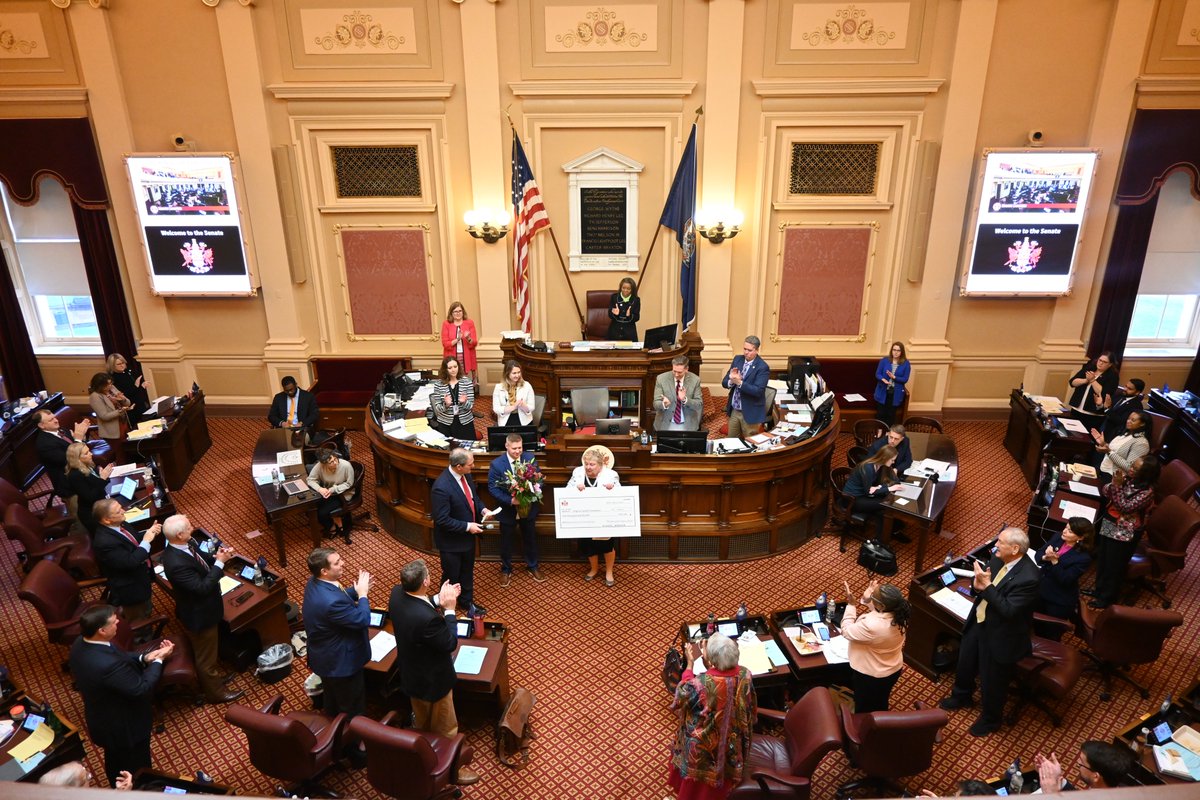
[116, 477, 138, 500]
[239, 565, 257, 581]
[799, 609, 822, 625]
[369, 610, 387, 628]
[717, 621, 740, 638]
[282, 479, 309, 496]
[939, 569, 957, 587]
[455, 619, 472, 638]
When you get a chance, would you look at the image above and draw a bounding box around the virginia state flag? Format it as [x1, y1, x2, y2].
[659, 124, 698, 331]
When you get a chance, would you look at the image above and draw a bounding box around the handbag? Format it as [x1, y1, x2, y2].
[857, 538, 898, 576]
[661, 632, 686, 695]
[497, 687, 537, 767]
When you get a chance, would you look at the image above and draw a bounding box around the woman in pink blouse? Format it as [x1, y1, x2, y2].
[440, 301, 479, 386]
[840, 578, 911, 713]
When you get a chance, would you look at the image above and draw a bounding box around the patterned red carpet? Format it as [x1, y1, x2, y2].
[3, 418, 1198, 799]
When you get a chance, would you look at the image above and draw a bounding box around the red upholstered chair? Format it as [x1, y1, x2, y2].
[1155, 459, 1200, 503]
[835, 704, 948, 799]
[1074, 603, 1183, 701]
[584, 290, 610, 340]
[17, 559, 113, 648]
[853, 419, 888, 448]
[4, 504, 103, 581]
[1010, 628, 1084, 727]
[1145, 411, 1172, 456]
[225, 694, 347, 797]
[53, 407, 113, 466]
[0, 476, 73, 533]
[726, 687, 843, 799]
[112, 614, 198, 715]
[349, 712, 475, 800]
[1124, 495, 1200, 608]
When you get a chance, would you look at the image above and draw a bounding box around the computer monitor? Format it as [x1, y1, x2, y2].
[487, 425, 539, 452]
[595, 417, 632, 436]
[656, 429, 709, 454]
[642, 323, 677, 350]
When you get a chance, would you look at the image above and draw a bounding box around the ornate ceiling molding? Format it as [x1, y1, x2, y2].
[49, 0, 109, 9]
[199, 0, 254, 7]
[752, 78, 944, 97]
[266, 82, 455, 100]
[448, 0, 501, 5]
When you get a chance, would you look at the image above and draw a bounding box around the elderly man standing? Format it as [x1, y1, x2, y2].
[432, 447, 494, 616]
[160, 514, 244, 704]
[939, 527, 1040, 737]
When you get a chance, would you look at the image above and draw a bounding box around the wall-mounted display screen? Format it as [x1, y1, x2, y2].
[125, 155, 255, 295]
[961, 150, 1099, 296]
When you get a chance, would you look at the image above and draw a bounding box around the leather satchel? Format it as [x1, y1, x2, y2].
[661, 632, 685, 695]
[497, 687, 537, 768]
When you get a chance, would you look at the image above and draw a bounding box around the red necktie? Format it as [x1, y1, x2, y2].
[674, 380, 684, 424]
[59, 431, 73, 443]
[459, 476, 475, 518]
[189, 545, 207, 567]
[120, 527, 152, 568]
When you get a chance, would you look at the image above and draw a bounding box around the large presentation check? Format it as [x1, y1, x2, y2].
[553, 486, 641, 539]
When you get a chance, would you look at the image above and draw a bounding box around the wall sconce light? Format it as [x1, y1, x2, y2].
[464, 209, 510, 244]
[695, 207, 744, 244]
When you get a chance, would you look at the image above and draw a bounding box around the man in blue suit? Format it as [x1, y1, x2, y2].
[488, 433, 544, 586]
[302, 547, 371, 723]
[721, 335, 771, 439]
[433, 448, 494, 615]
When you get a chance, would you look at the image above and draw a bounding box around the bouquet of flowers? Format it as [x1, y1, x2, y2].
[504, 459, 544, 518]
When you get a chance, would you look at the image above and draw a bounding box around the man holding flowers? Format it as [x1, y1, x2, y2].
[488, 433, 545, 586]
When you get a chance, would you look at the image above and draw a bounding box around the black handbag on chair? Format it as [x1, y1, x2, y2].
[857, 538, 898, 576]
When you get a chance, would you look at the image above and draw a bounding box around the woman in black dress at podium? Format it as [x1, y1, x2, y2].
[607, 277, 640, 341]
[430, 356, 476, 441]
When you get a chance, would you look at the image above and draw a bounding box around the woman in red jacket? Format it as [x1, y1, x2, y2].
[441, 301, 479, 387]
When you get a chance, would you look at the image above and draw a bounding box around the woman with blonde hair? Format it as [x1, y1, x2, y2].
[566, 445, 621, 585]
[493, 360, 535, 427]
[105, 352, 150, 418]
[440, 301, 479, 386]
[306, 448, 356, 543]
[64, 442, 113, 533]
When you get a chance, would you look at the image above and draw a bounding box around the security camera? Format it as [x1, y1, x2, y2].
[1027, 129, 1045, 147]
[171, 133, 195, 152]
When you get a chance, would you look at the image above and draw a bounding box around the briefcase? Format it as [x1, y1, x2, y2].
[857, 539, 898, 576]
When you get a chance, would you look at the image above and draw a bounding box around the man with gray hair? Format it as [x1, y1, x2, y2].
[939, 527, 1039, 737]
[431, 447, 495, 616]
[721, 335, 770, 438]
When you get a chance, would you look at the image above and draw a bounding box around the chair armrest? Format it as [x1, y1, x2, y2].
[41, 517, 75, 537]
[753, 770, 811, 793]
[1032, 613, 1072, 633]
[130, 614, 170, 644]
[29, 539, 74, 561]
[379, 711, 401, 728]
[1143, 544, 1187, 561]
[756, 707, 788, 725]
[309, 712, 347, 753]
[260, 694, 285, 715]
[46, 616, 83, 633]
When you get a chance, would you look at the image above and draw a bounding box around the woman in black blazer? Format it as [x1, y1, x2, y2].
[63, 442, 113, 534]
[1034, 517, 1094, 620]
[844, 445, 897, 541]
[606, 277, 640, 341]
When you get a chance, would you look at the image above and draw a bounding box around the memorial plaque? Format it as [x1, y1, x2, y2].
[580, 187, 627, 255]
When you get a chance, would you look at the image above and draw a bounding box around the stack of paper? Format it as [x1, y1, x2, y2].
[1153, 744, 1200, 781]
[370, 631, 397, 662]
[930, 587, 973, 620]
[454, 645, 487, 675]
[823, 635, 850, 664]
[109, 463, 143, 478]
[736, 641, 774, 675]
[1058, 498, 1096, 523]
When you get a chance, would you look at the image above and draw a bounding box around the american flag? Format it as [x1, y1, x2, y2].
[511, 133, 550, 334]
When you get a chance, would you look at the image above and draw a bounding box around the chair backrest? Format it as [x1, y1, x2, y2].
[225, 704, 319, 783]
[0, 477, 29, 514]
[584, 290, 610, 340]
[570, 387, 610, 426]
[4, 503, 46, 551]
[847, 446, 869, 468]
[783, 687, 842, 777]
[903, 416, 944, 434]
[532, 394, 546, 428]
[17, 559, 83, 630]
[830, 467, 851, 497]
[763, 385, 777, 424]
[1145, 411, 1172, 455]
[55, 406, 89, 431]
[853, 419, 888, 447]
[1156, 459, 1200, 502]
[1088, 604, 1184, 665]
[1144, 495, 1200, 553]
[350, 716, 439, 799]
[847, 707, 948, 779]
[344, 461, 366, 512]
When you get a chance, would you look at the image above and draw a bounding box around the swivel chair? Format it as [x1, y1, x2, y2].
[349, 712, 475, 800]
[1124, 495, 1200, 608]
[853, 419, 888, 448]
[225, 694, 347, 797]
[112, 614, 199, 718]
[846, 446, 869, 469]
[829, 467, 868, 553]
[584, 290, 611, 340]
[1010, 618, 1084, 726]
[1074, 603, 1183, 700]
[726, 687, 843, 799]
[4, 503, 102, 581]
[1145, 411, 1172, 456]
[0, 476, 72, 533]
[835, 703, 948, 798]
[341, 461, 378, 540]
[17, 559, 114, 649]
[1155, 458, 1200, 503]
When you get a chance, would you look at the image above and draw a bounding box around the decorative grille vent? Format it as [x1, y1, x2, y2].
[789, 142, 879, 195]
[331, 145, 421, 198]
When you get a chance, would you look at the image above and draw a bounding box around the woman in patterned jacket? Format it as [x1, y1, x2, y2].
[1089, 455, 1160, 609]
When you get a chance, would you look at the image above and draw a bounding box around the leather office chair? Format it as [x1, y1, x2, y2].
[225, 694, 347, 797]
[53, 407, 114, 466]
[349, 712, 475, 800]
[902, 416, 943, 435]
[1145, 411, 1172, 456]
[763, 385, 778, 428]
[1123, 495, 1200, 609]
[112, 614, 198, 709]
[532, 394, 547, 434]
[342, 461, 378, 538]
[1010, 624, 1084, 726]
[584, 290, 611, 340]
[835, 704, 948, 799]
[1155, 459, 1200, 503]
[1074, 603, 1183, 700]
[304, 429, 348, 464]
[853, 419, 888, 448]
[4, 504, 103, 581]
[726, 686, 842, 800]
[570, 387, 610, 427]
[17, 559, 114, 648]
[0, 476, 73, 533]
[846, 446, 869, 469]
[830, 467, 868, 554]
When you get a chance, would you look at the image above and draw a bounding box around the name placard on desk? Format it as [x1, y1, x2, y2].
[553, 486, 641, 538]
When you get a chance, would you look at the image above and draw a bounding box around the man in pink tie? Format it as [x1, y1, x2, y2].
[431, 448, 495, 617]
[92, 499, 162, 621]
[653, 355, 702, 431]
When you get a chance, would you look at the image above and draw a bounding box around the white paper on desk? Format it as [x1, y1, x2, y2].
[454, 645, 487, 675]
[275, 450, 302, 468]
[737, 641, 774, 675]
[842, 393, 867, 402]
[1058, 417, 1088, 433]
[785, 403, 810, 412]
[415, 430, 450, 447]
[923, 459, 952, 474]
[1068, 480, 1100, 497]
[892, 482, 923, 500]
[370, 631, 397, 662]
[931, 587, 973, 620]
[109, 462, 142, 478]
[942, 465, 958, 482]
[776, 392, 796, 403]
[219, 576, 240, 596]
[382, 418, 407, 433]
[786, 412, 813, 424]
[823, 635, 850, 664]
[782, 626, 802, 641]
[893, 498, 911, 506]
[693, 657, 708, 675]
[1058, 499, 1097, 523]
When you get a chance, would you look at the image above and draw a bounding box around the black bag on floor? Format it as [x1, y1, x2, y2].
[857, 538, 898, 576]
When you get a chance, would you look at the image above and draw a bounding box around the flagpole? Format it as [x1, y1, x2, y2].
[688, 107, 702, 334]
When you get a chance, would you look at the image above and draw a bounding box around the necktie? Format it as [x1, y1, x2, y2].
[59, 431, 73, 443]
[119, 527, 152, 568]
[976, 563, 1010, 623]
[188, 544, 207, 567]
[674, 380, 684, 424]
[288, 396, 297, 426]
[459, 475, 475, 518]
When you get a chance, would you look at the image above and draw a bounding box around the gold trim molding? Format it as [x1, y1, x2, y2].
[0, 87, 88, 104]
[509, 79, 696, 97]
[199, 0, 254, 7]
[49, 0, 108, 8]
[753, 78, 943, 97]
[267, 82, 455, 100]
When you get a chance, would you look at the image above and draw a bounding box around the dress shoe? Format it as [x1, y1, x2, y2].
[529, 568, 547, 583]
[968, 719, 999, 737]
[938, 696, 973, 711]
[605, 577, 616, 587]
[583, 572, 596, 582]
[499, 571, 512, 588]
[208, 690, 245, 704]
[221, 672, 238, 685]
[453, 767, 480, 786]
[194, 771, 214, 785]
[469, 602, 488, 617]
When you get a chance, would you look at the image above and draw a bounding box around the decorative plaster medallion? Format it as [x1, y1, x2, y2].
[555, 7, 648, 49]
[313, 9, 405, 51]
[800, 4, 897, 48]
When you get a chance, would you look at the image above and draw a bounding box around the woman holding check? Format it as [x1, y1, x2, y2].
[566, 445, 621, 586]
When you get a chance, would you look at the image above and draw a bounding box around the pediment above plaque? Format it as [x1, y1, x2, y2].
[563, 147, 645, 175]
[564, 148, 643, 272]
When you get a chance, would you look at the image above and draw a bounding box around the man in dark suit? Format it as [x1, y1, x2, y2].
[68, 604, 173, 786]
[939, 527, 1040, 737]
[302, 547, 371, 722]
[34, 409, 92, 499]
[721, 335, 770, 439]
[267, 376, 319, 432]
[387, 559, 478, 786]
[866, 424, 914, 474]
[160, 514, 243, 704]
[433, 448, 495, 615]
[488, 433, 544, 586]
[92, 498, 161, 621]
[1101, 378, 1145, 441]
[654, 355, 703, 431]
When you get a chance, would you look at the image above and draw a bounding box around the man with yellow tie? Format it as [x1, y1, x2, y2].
[267, 376, 319, 435]
[938, 527, 1039, 738]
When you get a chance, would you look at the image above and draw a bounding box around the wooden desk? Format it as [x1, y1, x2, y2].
[364, 620, 511, 706]
[0, 680, 85, 783]
[1004, 389, 1096, 489]
[0, 393, 65, 490]
[904, 540, 994, 679]
[880, 431, 958, 573]
[127, 393, 212, 492]
[104, 469, 177, 528]
[677, 616, 791, 692]
[251, 429, 321, 568]
[769, 606, 852, 690]
[1149, 389, 1200, 470]
[1111, 679, 1200, 785]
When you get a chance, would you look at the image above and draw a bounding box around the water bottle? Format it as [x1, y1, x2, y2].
[253, 556, 266, 587]
[815, 592, 828, 620]
[735, 601, 748, 623]
[825, 601, 835, 626]
[272, 468, 280, 491]
[1009, 758, 1024, 794]
[152, 486, 163, 509]
[640, 428, 649, 446]
[944, 552, 953, 566]
[705, 612, 716, 636]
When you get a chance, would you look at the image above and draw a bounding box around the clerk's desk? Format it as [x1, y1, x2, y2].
[126, 392, 212, 492]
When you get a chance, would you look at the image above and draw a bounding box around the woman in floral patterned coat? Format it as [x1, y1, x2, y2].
[668, 633, 757, 800]
[1090, 455, 1160, 609]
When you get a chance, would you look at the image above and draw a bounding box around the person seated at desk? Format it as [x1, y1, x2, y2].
[430, 356, 476, 441]
[567, 445, 620, 586]
[844, 445, 899, 543]
[64, 442, 113, 534]
[268, 375, 319, 434]
[34, 409, 93, 509]
[1034, 516, 1094, 621]
[1090, 410, 1149, 482]
[607, 277, 640, 341]
[306, 449, 355, 544]
[867, 423, 913, 474]
[107, 352, 151, 420]
[1067, 351, 1119, 415]
[1101, 378, 1145, 441]
[1035, 741, 1137, 792]
[840, 578, 910, 713]
[654, 355, 702, 431]
[493, 360, 534, 427]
